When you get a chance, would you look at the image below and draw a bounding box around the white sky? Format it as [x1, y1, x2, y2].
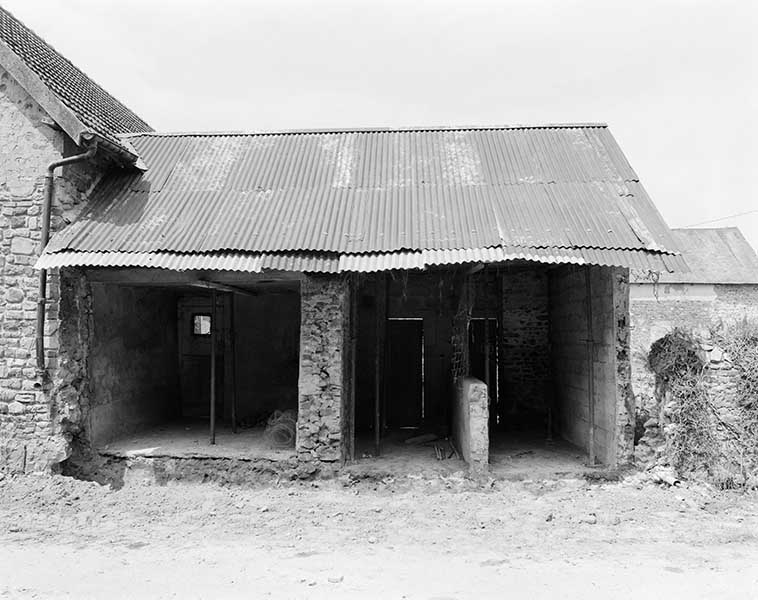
[4, 0, 757, 249]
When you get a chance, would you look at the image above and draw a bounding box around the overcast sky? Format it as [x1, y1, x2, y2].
[5, 0, 757, 249]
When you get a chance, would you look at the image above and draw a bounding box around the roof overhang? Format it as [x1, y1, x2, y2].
[36, 247, 688, 274]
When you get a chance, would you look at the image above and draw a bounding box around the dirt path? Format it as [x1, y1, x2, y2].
[1, 473, 756, 599]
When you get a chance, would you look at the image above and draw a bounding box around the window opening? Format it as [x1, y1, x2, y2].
[192, 313, 212, 336]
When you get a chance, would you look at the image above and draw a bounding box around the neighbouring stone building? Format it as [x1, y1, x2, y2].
[0, 6, 687, 478]
[630, 227, 758, 472]
[630, 227, 758, 414]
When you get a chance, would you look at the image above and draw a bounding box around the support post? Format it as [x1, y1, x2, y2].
[497, 269, 505, 430]
[483, 317, 491, 393]
[374, 273, 387, 456]
[210, 289, 217, 445]
[585, 268, 595, 465]
[349, 275, 358, 461]
[229, 293, 238, 434]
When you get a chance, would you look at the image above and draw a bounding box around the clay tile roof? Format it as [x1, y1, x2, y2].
[0, 5, 152, 145]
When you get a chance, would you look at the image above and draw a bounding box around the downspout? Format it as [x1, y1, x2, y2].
[36, 142, 98, 370]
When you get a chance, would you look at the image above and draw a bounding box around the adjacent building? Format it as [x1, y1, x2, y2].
[630, 227, 758, 411]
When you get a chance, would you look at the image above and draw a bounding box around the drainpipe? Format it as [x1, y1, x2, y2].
[36, 142, 98, 370]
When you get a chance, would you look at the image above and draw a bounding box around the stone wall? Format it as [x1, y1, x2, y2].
[0, 67, 106, 473]
[549, 266, 632, 466]
[88, 284, 180, 446]
[636, 341, 752, 476]
[296, 275, 352, 475]
[630, 283, 758, 417]
[499, 267, 550, 414]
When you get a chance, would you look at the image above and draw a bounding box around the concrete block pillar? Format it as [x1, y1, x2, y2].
[612, 266, 635, 466]
[296, 274, 352, 473]
[453, 377, 489, 474]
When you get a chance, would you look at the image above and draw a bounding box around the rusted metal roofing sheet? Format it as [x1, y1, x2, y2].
[42, 124, 683, 272]
[37, 246, 687, 274]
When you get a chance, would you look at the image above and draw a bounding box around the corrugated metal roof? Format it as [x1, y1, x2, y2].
[36, 246, 687, 274]
[42, 125, 683, 272]
[637, 228, 758, 284]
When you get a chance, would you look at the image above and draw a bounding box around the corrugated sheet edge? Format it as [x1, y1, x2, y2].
[36, 247, 687, 274]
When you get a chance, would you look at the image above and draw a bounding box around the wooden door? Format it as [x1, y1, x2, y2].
[177, 296, 225, 418]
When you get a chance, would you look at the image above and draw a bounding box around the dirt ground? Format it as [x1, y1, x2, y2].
[0, 470, 757, 599]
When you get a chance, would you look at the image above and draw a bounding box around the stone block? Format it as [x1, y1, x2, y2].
[5, 288, 24, 303]
[7, 402, 24, 415]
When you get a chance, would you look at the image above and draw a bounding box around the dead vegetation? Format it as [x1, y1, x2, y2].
[647, 326, 758, 489]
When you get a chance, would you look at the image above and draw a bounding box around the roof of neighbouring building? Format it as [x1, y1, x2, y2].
[0, 5, 152, 150]
[641, 227, 758, 284]
[38, 124, 687, 274]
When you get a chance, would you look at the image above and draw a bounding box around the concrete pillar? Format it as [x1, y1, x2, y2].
[296, 274, 352, 474]
[453, 377, 489, 474]
[612, 266, 635, 467]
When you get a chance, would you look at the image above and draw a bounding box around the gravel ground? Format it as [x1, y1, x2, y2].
[0, 471, 757, 599]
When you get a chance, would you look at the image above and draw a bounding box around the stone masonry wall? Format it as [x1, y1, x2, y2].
[296, 275, 351, 476]
[499, 266, 550, 414]
[0, 67, 104, 473]
[630, 283, 758, 418]
[636, 341, 753, 477]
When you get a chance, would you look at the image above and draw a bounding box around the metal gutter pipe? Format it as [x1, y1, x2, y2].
[36, 142, 98, 370]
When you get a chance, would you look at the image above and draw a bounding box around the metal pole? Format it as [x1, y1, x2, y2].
[210, 289, 217, 445]
[585, 268, 595, 465]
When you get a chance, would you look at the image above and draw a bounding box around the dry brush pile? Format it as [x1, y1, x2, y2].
[647, 325, 758, 489]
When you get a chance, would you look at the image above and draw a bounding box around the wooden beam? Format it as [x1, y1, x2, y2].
[585, 267, 596, 466]
[191, 279, 258, 298]
[84, 267, 303, 285]
[349, 275, 358, 462]
[374, 273, 387, 457]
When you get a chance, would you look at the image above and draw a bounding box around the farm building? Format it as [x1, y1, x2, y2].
[0, 6, 686, 477]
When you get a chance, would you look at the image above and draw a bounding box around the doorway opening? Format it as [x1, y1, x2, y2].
[386, 318, 425, 429]
[85, 279, 301, 462]
[468, 318, 499, 425]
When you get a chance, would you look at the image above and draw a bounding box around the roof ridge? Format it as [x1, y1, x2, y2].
[672, 226, 741, 232]
[119, 122, 609, 139]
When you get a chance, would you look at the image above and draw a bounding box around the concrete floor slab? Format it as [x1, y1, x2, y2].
[99, 420, 296, 461]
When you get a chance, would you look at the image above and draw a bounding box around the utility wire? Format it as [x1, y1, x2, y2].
[683, 209, 758, 227]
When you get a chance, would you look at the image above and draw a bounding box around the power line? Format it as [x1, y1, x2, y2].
[683, 209, 758, 227]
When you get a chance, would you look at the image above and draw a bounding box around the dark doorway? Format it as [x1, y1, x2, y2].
[469, 318, 499, 425]
[178, 296, 224, 418]
[386, 318, 424, 428]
